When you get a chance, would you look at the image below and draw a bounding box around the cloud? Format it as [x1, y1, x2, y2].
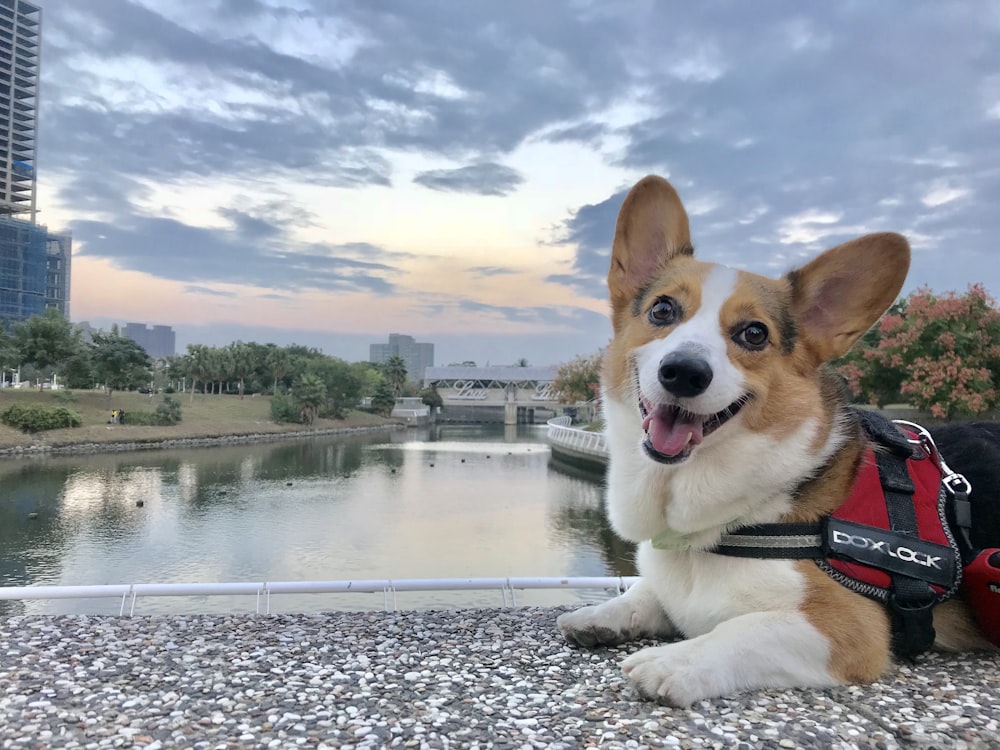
[183, 286, 237, 298]
[540, 122, 608, 146]
[920, 183, 970, 208]
[547, 190, 626, 299]
[413, 163, 524, 196]
[471, 266, 518, 277]
[72, 215, 399, 295]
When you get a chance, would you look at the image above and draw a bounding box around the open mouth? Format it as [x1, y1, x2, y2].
[638, 394, 747, 464]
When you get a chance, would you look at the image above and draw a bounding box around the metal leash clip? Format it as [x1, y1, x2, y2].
[894, 419, 973, 536]
[893, 420, 972, 498]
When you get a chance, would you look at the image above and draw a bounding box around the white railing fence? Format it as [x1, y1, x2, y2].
[0, 576, 639, 616]
[546, 417, 608, 458]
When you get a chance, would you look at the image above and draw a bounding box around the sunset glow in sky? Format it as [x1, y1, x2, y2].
[36, 1, 1000, 365]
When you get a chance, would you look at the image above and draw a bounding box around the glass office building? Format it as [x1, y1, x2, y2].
[0, 2, 69, 325]
[0, 0, 40, 222]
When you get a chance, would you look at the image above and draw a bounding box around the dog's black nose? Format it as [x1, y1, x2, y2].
[658, 353, 713, 398]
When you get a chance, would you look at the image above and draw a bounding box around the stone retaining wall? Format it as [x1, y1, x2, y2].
[0, 423, 403, 459]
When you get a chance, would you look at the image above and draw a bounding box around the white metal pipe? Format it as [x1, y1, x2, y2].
[0, 584, 132, 600]
[0, 576, 638, 603]
[132, 582, 263, 597]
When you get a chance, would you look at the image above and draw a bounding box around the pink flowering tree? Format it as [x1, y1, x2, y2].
[553, 349, 604, 405]
[837, 285, 1000, 419]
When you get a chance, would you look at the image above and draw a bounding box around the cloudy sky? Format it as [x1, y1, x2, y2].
[36, 0, 1000, 367]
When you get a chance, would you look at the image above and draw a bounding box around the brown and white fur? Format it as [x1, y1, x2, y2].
[557, 175, 993, 705]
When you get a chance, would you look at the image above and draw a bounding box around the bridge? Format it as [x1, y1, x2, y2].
[423, 365, 564, 424]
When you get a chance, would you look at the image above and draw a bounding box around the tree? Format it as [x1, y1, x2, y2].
[419, 385, 443, 410]
[515, 358, 529, 367]
[353, 361, 384, 399]
[305, 356, 363, 419]
[209, 347, 232, 395]
[0, 325, 19, 382]
[371, 380, 396, 416]
[293, 373, 327, 425]
[382, 355, 408, 397]
[228, 342, 253, 399]
[265, 344, 292, 394]
[91, 331, 152, 400]
[12, 309, 81, 389]
[60, 349, 95, 389]
[553, 349, 604, 404]
[186, 344, 212, 400]
[835, 299, 907, 408]
[839, 285, 1000, 419]
[164, 355, 190, 392]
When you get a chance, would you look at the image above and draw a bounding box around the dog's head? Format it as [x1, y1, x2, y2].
[604, 175, 910, 466]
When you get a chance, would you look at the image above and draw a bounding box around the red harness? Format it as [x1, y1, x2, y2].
[824, 443, 961, 601]
[712, 412, 1000, 658]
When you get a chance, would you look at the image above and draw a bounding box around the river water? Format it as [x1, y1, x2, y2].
[0, 424, 635, 615]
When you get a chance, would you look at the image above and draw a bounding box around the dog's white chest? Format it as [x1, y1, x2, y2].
[637, 543, 807, 637]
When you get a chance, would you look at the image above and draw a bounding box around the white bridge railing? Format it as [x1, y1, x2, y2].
[546, 416, 608, 459]
[0, 576, 639, 616]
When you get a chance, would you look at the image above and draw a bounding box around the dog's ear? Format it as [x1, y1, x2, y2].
[608, 176, 691, 317]
[787, 232, 910, 365]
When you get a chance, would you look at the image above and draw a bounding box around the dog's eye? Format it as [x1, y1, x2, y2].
[648, 297, 679, 326]
[736, 322, 769, 350]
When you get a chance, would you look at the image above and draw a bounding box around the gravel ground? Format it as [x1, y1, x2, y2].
[2, 607, 999, 749]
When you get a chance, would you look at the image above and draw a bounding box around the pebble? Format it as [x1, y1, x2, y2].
[1, 607, 998, 748]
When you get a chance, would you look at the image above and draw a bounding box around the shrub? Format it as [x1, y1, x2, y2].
[1, 404, 82, 433]
[155, 395, 182, 425]
[270, 391, 302, 424]
[838, 285, 1000, 418]
[121, 410, 160, 426]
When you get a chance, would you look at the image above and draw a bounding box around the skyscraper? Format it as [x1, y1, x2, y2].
[123, 322, 177, 360]
[0, 0, 40, 222]
[370, 333, 435, 382]
[0, 1, 71, 324]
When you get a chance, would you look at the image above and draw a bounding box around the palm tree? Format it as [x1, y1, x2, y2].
[186, 344, 212, 401]
[208, 347, 232, 395]
[164, 355, 189, 392]
[265, 344, 292, 394]
[382, 355, 408, 397]
[228, 342, 253, 399]
[294, 373, 327, 424]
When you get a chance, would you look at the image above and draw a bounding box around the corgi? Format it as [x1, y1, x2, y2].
[557, 175, 999, 705]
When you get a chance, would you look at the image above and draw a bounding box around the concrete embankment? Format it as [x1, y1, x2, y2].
[0, 424, 402, 459]
[1, 607, 997, 748]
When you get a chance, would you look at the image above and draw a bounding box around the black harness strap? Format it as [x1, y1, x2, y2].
[874, 446, 938, 659]
[714, 523, 824, 560]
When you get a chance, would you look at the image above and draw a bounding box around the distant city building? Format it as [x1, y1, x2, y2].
[369, 333, 435, 382]
[0, 218, 71, 321]
[123, 322, 176, 360]
[45, 230, 70, 317]
[76, 320, 96, 343]
[0, 0, 41, 222]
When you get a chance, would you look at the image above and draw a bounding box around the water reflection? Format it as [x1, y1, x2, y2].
[0, 424, 634, 614]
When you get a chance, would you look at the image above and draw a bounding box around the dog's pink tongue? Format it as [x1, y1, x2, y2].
[643, 407, 705, 456]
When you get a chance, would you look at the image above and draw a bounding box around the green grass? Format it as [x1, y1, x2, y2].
[0, 388, 392, 450]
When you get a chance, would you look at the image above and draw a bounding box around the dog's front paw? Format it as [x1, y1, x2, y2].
[557, 605, 636, 648]
[621, 644, 713, 706]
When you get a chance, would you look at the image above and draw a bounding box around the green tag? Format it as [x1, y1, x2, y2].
[650, 526, 694, 551]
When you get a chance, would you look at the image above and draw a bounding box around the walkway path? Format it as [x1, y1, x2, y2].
[2, 607, 998, 748]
